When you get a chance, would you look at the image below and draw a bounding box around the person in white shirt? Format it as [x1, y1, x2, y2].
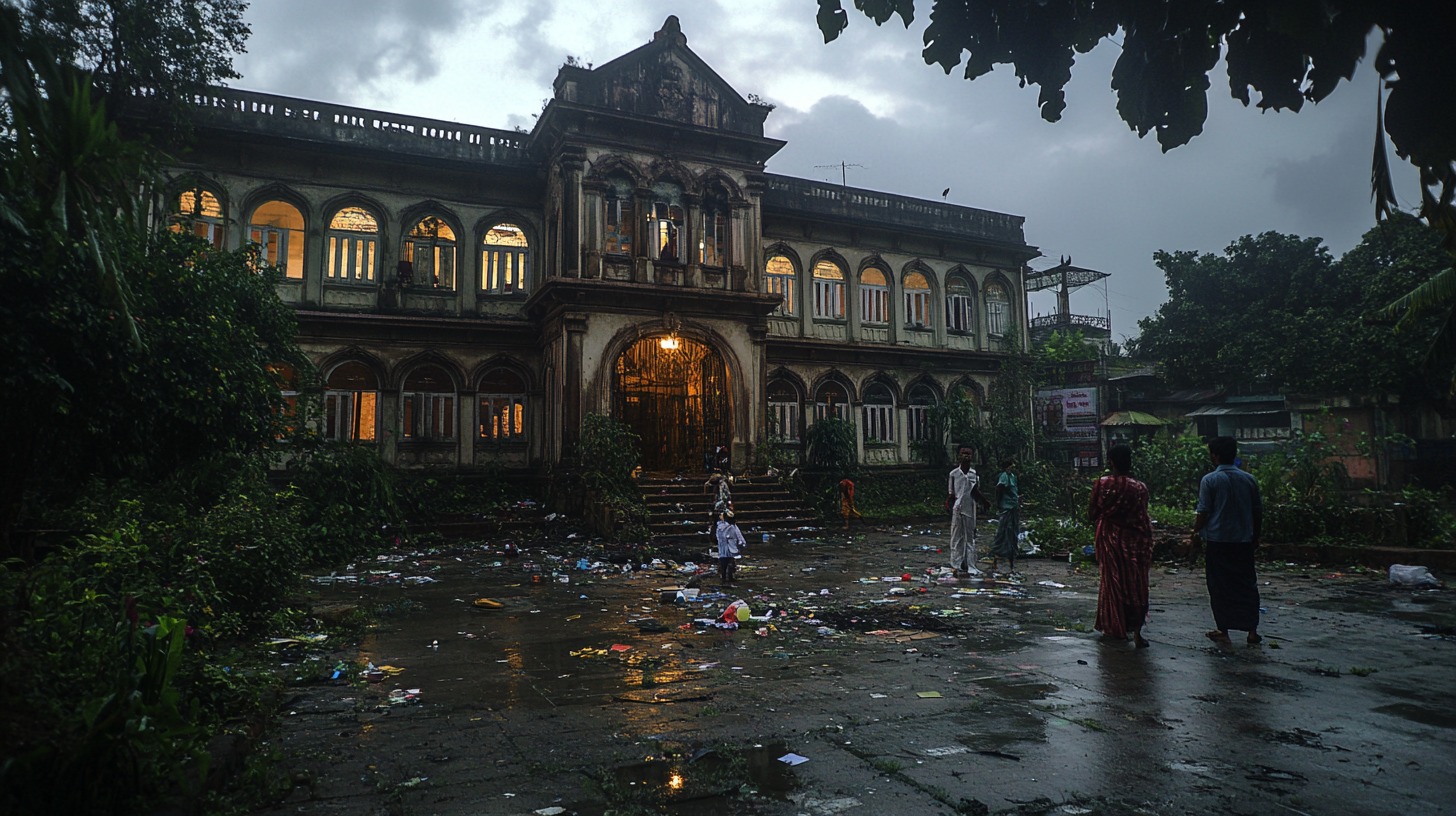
[945, 446, 990, 577]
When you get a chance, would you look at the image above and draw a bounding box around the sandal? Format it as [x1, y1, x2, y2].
[1246, 633, 1263, 645]
[1205, 630, 1232, 644]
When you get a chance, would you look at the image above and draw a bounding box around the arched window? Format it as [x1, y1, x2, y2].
[326, 207, 379, 284]
[249, 200, 304, 279]
[766, 254, 797, 315]
[403, 216, 456, 289]
[482, 223, 529, 295]
[907, 383, 937, 443]
[863, 383, 895, 444]
[603, 176, 635, 256]
[700, 191, 728, 267]
[986, 281, 1011, 336]
[860, 267, 889, 324]
[904, 271, 932, 328]
[766, 378, 801, 442]
[401, 364, 456, 442]
[947, 275, 975, 334]
[648, 181, 686, 264]
[175, 187, 225, 249]
[324, 361, 378, 442]
[479, 368, 527, 444]
[814, 381, 848, 422]
[812, 259, 845, 320]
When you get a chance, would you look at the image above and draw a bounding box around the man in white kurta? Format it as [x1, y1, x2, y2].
[946, 447, 989, 577]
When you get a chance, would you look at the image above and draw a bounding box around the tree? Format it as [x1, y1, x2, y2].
[19, 0, 250, 126]
[815, 2, 1454, 225]
[1037, 329, 1098, 363]
[0, 5, 291, 554]
[1131, 216, 1445, 392]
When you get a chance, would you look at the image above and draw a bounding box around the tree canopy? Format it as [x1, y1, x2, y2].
[1131, 214, 1446, 393]
[816, 1, 1456, 238]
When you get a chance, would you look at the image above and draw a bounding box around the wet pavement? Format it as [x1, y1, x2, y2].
[254, 525, 1456, 816]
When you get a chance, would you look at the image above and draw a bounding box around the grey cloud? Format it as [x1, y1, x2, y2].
[235, 0, 468, 103]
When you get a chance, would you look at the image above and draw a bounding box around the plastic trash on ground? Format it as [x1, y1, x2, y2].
[1388, 564, 1440, 587]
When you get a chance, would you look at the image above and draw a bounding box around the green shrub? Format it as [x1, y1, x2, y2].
[1149, 504, 1195, 530]
[806, 417, 857, 472]
[1024, 515, 1094, 554]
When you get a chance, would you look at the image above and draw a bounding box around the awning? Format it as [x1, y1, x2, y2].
[1100, 410, 1167, 427]
[1185, 403, 1284, 417]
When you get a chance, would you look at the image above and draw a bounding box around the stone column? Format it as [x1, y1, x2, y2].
[560, 148, 586, 278]
[562, 313, 589, 453]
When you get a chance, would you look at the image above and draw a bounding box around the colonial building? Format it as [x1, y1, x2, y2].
[166, 17, 1038, 474]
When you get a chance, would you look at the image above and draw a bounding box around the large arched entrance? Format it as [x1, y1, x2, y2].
[613, 334, 731, 472]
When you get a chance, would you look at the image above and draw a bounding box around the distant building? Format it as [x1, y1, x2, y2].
[161, 17, 1042, 473]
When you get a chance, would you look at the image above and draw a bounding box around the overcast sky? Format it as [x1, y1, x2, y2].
[233, 0, 1416, 342]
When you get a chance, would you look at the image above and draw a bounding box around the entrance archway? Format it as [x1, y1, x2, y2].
[613, 334, 731, 472]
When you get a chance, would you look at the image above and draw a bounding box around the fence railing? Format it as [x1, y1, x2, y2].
[762, 175, 1025, 244]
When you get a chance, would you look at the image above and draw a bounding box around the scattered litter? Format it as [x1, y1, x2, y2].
[535, 807, 567, 816]
[1389, 564, 1440, 588]
[916, 691, 943, 698]
[1037, 580, 1068, 589]
[609, 644, 632, 653]
[471, 598, 503, 609]
[778, 752, 810, 766]
[924, 746, 970, 757]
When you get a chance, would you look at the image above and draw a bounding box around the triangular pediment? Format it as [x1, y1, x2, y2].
[553, 16, 770, 136]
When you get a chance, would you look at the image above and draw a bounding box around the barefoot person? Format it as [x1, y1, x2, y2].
[1090, 444, 1154, 648]
[715, 510, 746, 586]
[945, 447, 990, 577]
[1191, 436, 1264, 646]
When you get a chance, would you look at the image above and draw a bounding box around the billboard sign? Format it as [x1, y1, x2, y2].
[1035, 387, 1100, 440]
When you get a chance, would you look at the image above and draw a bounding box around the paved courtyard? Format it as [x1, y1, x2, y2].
[253, 524, 1456, 816]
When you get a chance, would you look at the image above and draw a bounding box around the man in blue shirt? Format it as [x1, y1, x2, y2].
[1191, 436, 1264, 646]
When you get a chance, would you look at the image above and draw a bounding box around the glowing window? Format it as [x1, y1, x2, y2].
[904, 271, 932, 328]
[248, 200, 305, 279]
[174, 188, 225, 249]
[860, 267, 889, 325]
[812, 260, 845, 320]
[766, 255, 797, 315]
[479, 368, 527, 444]
[482, 223, 530, 295]
[326, 207, 379, 284]
[324, 361, 378, 442]
[403, 216, 456, 289]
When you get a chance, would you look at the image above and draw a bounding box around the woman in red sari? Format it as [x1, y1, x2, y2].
[1090, 444, 1154, 648]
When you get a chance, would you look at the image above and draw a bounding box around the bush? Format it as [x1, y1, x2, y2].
[806, 417, 857, 472]
[1023, 515, 1094, 554]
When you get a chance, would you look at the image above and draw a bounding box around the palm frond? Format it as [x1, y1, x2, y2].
[1372, 266, 1456, 332]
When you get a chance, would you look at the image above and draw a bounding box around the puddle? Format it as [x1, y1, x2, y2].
[972, 676, 1060, 702]
[1372, 702, 1456, 729]
[564, 743, 799, 814]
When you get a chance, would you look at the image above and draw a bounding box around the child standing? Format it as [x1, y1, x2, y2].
[715, 510, 747, 586]
[989, 458, 1022, 579]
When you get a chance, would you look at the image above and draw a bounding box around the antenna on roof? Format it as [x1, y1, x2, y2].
[814, 161, 863, 187]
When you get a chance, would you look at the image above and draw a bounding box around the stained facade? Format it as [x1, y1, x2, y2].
[165, 18, 1039, 473]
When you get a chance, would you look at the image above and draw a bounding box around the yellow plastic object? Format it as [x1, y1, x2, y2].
[472, 598, 504, 609]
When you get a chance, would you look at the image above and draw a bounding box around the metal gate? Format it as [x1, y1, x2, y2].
[613, 335, 731, 472]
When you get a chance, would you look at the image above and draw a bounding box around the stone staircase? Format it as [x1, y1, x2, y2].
[637, 474, 823, 542]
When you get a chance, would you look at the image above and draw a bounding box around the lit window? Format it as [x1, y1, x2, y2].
[249, 200, 304, 279]
[814, 381, 848, 422]
[401, 365, 456, 442]
[323, 361, 378, 442]
[860, 267, 889, 325]
[863, 383, 895, 444]
[766, 255, 797, 315]
[482, 224, 530, 295]
[946, 275, 975, 334]
[326, 207, 379, 284]
[903, 271, 931, 328]
[986, 281, 1010, 336]
[403, 216, 456, 289]
[767, 378, 801, 442]
[812, 260, 845, 320]
[478, 369, 527, 444]
[907, 383, 937, 443]
[647, 182, 685, 264]
[700, 201, 727, 267]
[174, 188, 225, 249]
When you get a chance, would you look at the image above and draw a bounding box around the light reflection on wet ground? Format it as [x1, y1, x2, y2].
[254, 530, 1456, 815]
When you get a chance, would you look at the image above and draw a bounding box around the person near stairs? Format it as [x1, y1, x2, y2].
[705, 472, 734, 535]
[716, 510, 746, 586]
[838, 477, 863, 530]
